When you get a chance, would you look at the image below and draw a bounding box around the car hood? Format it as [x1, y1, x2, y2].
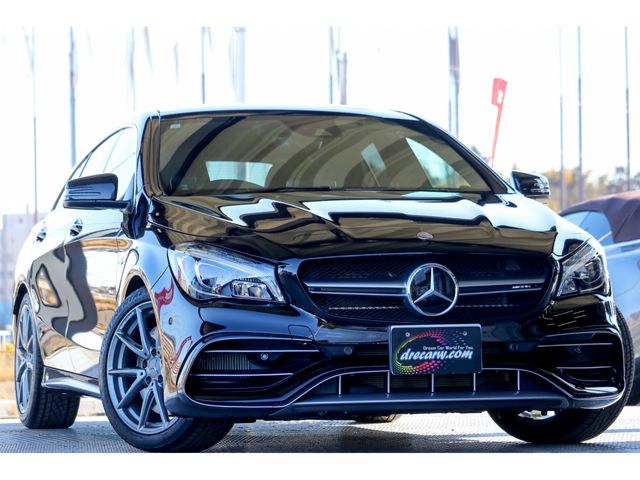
[151, 191, 587, 261]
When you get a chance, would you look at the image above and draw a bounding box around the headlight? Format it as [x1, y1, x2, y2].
[168, 243, 285, 303]
[556, 239, 609, 298]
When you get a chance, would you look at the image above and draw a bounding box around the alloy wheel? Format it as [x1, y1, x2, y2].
[106, 301, 176, 434]
[14, 303, 35, 414]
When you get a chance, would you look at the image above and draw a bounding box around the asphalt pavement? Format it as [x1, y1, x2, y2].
[3, 407, 640, 453]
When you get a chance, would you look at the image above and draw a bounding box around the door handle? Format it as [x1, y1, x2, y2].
[35, 227, 47, 242]
[69, 219, 83, 236]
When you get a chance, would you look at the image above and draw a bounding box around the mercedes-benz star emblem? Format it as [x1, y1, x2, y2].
[406, 264, 458, 316]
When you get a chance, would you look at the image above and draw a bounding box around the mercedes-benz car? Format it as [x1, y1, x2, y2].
[12, 106, 633, 452]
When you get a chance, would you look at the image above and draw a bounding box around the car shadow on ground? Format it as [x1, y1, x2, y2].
[2, 417, 638, 453]
[210, 421, 640, 453]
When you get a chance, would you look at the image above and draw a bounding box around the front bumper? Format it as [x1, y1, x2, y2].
[151, 266, 627, 420]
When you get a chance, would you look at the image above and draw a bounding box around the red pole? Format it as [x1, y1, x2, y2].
[490, 77, 507, 166]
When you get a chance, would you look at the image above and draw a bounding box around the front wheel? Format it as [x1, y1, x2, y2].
[99, 288, 233, 452]
[488, 309, 634, 443]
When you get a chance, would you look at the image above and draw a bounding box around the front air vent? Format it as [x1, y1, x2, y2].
[185, 338, 323, 401]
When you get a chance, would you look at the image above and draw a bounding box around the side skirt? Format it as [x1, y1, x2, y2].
[41, 366, 101, 398]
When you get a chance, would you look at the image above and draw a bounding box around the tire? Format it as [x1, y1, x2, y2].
[99, 287, 233, 452]
[352, 414, 401, 424]
[14, 294, 80, 429]
[625, 358, 640, 405]
[488, 308, 635, 443]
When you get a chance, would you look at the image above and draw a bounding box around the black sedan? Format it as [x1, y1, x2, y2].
[12, 106, 633, 451]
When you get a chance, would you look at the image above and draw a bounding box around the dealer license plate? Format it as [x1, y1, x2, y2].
[389, 324, 482, 375]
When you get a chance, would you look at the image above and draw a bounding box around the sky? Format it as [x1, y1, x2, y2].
[1, 3, 639, 220]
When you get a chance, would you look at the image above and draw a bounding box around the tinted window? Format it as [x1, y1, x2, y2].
[51, 157, 88, 210]
[81, 132, 121, 178]
[563, 210, 613, 246]
[104, 127, 137, 200]
[158, 114, 490, 195]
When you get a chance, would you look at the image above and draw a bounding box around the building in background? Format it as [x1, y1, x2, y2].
[0, 212, 43, 330]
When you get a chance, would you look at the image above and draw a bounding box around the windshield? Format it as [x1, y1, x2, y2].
[158, 113, 491, 195]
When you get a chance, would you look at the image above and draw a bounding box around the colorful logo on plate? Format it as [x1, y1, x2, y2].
[392, 328, 476, 375]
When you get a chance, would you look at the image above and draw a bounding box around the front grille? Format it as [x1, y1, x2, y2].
[297, 253, 552, 324]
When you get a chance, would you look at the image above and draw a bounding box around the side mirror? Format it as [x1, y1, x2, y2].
[63, 173, 129, 209]
[510, 170, 550, 203]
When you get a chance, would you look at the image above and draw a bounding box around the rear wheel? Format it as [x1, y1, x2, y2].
[100, 288, 233, 452]
[488, 309, 634, 443]
[14, 294, 80, 429]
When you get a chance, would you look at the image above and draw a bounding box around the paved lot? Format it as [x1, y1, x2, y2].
[3, 407, 640, 453]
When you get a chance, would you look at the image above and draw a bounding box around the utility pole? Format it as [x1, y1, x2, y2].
[201, 27, 208, 104]
[231, 27, 246, 103]
[577, 27, 584, 202]
[69, 27, 77, 167]
[329, 27, 335, 104]
[329, 27, 347, 104]
[559, 28, 566, 209]
[448, 27, 460, 137]
[25, 28, 38, 222]
[128, 28, 136, 111]
[625, 27, 632, 191]
[337, 52, 347, 105]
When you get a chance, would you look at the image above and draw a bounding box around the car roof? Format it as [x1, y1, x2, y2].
[136, 104, 422, 122]
[559, 190, 640, 243]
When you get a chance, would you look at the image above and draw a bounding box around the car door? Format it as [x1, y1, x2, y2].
[63, 127, 137, 378]
[28, 165, 86, 371]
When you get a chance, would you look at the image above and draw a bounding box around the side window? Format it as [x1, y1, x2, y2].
[81, 132, 122, 178]
[562, 211, 590, 227]
[564, 210, 613, 246]
[579, 211, 614, 245]
[103, 127, 138, 200]
[51, 157, 88, 210]
[51, 131, 121, 210]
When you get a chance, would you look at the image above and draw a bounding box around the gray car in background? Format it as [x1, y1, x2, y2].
[561, 191, 640, 403]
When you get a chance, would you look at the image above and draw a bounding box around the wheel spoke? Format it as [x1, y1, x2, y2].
[152, 381, 170, 426]
[136, 307, 153, 357]
[137, 387, 154, 430]
[19, 312, 29, 350]
[109, 368, 144, 378]
[21, 372, 29, 406]
[115, 331, 145, 358]
[15, 358, 27, 380]
[116, 375, 146, 409]
[16, 375, 23, 405]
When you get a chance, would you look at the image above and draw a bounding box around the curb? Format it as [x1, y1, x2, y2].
[0, 397, 104, 420]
